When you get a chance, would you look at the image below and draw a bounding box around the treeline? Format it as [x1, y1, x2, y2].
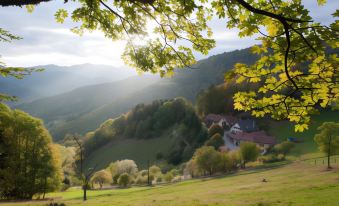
[82, 98, 208, 165]
[0, 104, 62, 200]
[196, 78, 260, 117]
[185, 141, 294, 177]
[89, 159, 183, 189]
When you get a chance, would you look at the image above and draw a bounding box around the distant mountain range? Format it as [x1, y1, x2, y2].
[0, 63, 138, 104]
[14, 47, 258, 140]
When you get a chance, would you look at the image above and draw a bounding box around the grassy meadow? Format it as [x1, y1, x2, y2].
[268, 110, 339, 159]
[85, 134, 175, 169]
[2, 161, 338, 206]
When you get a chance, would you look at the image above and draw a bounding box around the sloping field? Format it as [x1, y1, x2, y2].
[2, 161, 339, 206]
[268, 110, 339, 159]
[85, 135, 175, 169]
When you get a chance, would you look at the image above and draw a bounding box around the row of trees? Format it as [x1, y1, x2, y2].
[0, 104, 62, 199]
[185, 139, 297, 177]
[185, 143, 259, 177]
[90, 159, 182, 189]
[196, 81, 261, 117]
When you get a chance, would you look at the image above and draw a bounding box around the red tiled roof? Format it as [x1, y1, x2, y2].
[205, 114, 238, 125]
[228, 131, 277, 145]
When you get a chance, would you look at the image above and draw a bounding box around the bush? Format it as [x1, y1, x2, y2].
[163, 172, 174, 182]
[118, 173, 132, 187]
[208, 124, 224, 137]
[228, 150, 241, 169]
[205, 133, 224, 150]
[171, 176, 183, 183]
[149, 165, 161, 175]
[135, 175, 148, 185]
[113, 174, 120, 185]
[194, 146, 221, 175]
[259, 154, 285, 163]
[219, 152, 232, 172]
[273, 141, 294, 155]
[61, 183, 71, 192]
[239, 142, 260, 168]
[91, 170, 112, 189]
[156, 176, 163, 183]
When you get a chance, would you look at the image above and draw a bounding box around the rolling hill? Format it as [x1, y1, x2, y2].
[17, 48, 258, 140]
[1, 63, 138, 105]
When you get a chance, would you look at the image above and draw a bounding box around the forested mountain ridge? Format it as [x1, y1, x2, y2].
[17, 47, 258, 140]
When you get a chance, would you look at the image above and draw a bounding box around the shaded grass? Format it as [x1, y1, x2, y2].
[2, 162, 339, 206]
[268, 110, 339, 159]
[85, 134, 175, 169]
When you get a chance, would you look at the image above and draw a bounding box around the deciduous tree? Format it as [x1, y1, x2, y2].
[193, 146, 221, 175]
[314, 122, 339, 169]
[205, 133, 224, 150]
[208, 124, 224, 137]
[118, 173, 132, 187]
[91, 170, 112, 189]
[239, 142, 260, 168]
[0, 104, 62, 200]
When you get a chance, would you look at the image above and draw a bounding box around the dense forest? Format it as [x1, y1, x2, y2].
[82, 98, 208, 165]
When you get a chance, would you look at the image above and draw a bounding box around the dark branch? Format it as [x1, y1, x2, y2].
[235, 0, 311, 23]
[0, 0, 53, 7]
[0, 0, 155, 7]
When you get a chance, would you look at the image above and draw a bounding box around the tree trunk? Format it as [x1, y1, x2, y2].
[327, 135, 332, 169]
[83, 185, 87, 201]
[43, 176, 47, 199]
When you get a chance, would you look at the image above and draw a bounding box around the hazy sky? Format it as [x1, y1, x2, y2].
[0, 0, 337, 67]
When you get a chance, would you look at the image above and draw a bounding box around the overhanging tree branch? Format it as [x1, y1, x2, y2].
[0, 0, 53, 7]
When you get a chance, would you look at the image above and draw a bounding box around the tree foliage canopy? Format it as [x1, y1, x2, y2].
[0, 104, 62, 199]
[239, 141, 260, 167]
[205, 133, 224, 150]
[208, 124, 224, 137]
[314, 122, 339, 156]
[193, 146, 221, 175]
[1, 0, 338, 130]
[0, 28, 43, 102]
[91, 169, 111, 188]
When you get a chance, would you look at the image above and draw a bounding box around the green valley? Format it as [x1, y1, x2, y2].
[16, 48, 257, 140]
[1, 0, 338, 204]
